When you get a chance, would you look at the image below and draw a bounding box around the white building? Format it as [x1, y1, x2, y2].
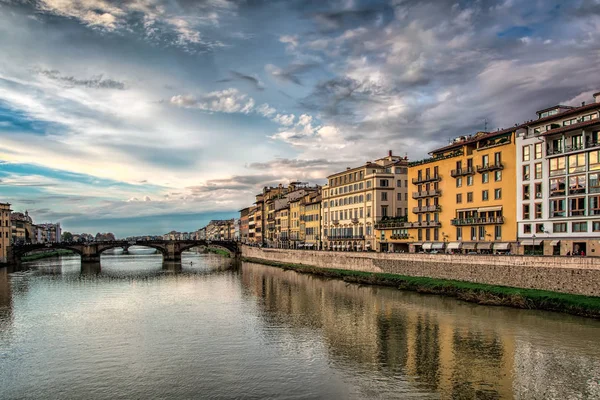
[516, 91, 600, 256]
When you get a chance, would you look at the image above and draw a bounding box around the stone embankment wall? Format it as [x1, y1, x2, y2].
[241, 246, 600, 297]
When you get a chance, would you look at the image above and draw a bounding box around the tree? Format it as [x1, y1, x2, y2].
[61, 231, 73, 242]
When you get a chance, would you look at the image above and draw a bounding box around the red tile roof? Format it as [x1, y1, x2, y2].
[430, 126, 517, 154]
[541, 118, 600, 136]
[529, 102, 600, 126]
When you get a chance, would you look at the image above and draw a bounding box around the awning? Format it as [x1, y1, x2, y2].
[412, 242, 423, 246]
[365, 243, 371, 247]
[447, 242, 462, 250]
[493, 242, 511, 250]
[457, 208, 478, 213]
[422, 243, 433, 250]
[550, 240, 560, 246]
[431, 242, 445, 250]
[477, 206, 502, 212]
[298, 243, 304, 248]
[521, 239, 543, 246]
[478, 242, 492, 250]
[463, 242, 477, 250]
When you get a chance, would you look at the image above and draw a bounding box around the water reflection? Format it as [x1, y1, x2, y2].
[240, 262, 600, 399]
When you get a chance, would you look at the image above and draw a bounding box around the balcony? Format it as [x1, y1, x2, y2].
[412, 205, 441, 213]
[547, 142, 591, 157]
[450, 167, 475, 177]
[351, 218, 359, 224]
[332, 219, 340, 225]
[374, 217, 408, 229]
[412, 189, 442, 199]
[451, 217, 505, 226]
[267, 216, 275, 222]
[412, 174, 441, 184]
[476, 163, 504, 173]
[390, 234, 410, 240]
[326, 235, 365, 240]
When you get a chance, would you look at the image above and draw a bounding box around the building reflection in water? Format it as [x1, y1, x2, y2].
[0, 267, 12, 332]
[240, 261, 600, 399]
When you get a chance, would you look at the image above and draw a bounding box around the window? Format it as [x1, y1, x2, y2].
[535, 163, 542, 179]
[397, 180, 401, 187]
[535, 203, 542, 219]
[568, 153, 586, 173]
[550, 177, 566, 197]
[523, 145, 530, 161]
[569, 197, 585, 216]
[594, 221, 600, 232]
[523, 184, 530, 200]
[482, 173, 489, 183]
[494, 170, 502, 182]
[590, 196, 600, 216]
[479, 226, 485, 240]
[550, 198, 566, 218]
[523, 224, 532, 234]
[434, 229, 439, 241]
[534, 143, 543, 159]
[494, 188, 502, 200]
[467, 192, 473, 202]
[569, 175, 586, 195]
[572, 222, 588, 233]
[549, 157, 566, 176]
[467, 176, 473, 186]
[381, 205, 388, 217]
[494, 225, 502, 240]
[367, 181, 372, 188]
[471, 227, 477, 241]
[553, 223, 567, 233]
[380, 179, 389, 187]
[523, 165, 530, 181]
[367, 207, 371, 217]
[590, 151, 600, 171]
[530, 183, 541, 200]
[482, 154, 489, 167]
[366, 193, 372, 201]
[381, 192, 388, 201]
[425, 229, 431, 241]
[456, 227, 462, 240]
[456, 177, 462, 187]
[418, 229, 422, 241]
[590, 173, 600, 193]
[536, 223, 545, 233]
[482, 190, 489, 201]
[397, 193, 401, 201]
[523, 204, 530, 219]
[456, 193, 463, 203]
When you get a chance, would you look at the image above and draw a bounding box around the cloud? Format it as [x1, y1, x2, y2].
[265, 62, 318, 86]
[170, 88, 255, 114]
[36, 69, 126, 90]
[217, 70, 265, 91]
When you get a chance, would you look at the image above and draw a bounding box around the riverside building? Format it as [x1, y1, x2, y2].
[321, 151, 409, 252]
[379, 129, 518, 253]
[516, 91, 600, 256]
[0, 203, 11, 263]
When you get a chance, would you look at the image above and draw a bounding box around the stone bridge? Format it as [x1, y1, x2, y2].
[8, 240, 240, 264]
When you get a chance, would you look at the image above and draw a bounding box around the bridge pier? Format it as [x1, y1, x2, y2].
[81, 262, 101, 275]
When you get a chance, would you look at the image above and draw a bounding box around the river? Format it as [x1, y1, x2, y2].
[1, 253, 599, 399]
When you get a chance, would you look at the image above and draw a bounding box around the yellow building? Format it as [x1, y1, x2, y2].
[377, 129, 518, 253]
[289, 196, 302, 248]
[302, 193, 321, 249]
[0, 203, 11, 263]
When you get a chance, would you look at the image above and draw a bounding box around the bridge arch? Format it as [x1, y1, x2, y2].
[12, 243, 84, 259]
[96, 243, 167, 256]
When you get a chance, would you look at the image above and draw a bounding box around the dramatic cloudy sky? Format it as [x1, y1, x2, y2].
[1, 0, 599, 236]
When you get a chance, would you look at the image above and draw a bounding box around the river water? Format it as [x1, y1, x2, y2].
[1, 253, 599, 399]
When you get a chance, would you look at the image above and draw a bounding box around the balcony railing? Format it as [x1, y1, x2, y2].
[390, 234, 410, 240]
[412, 205, 441, 213]
[412, 189, 442, 199]
[450, 167, 475, 177]
[374, 217, 408, 229]
[476, 163, 504, 173]
[351, 218, 359, 224]
[332, 219, 340, 225]
[412, 174, 441, 184]
[326, 235, 365, 240]
[451, 217, 505, 226]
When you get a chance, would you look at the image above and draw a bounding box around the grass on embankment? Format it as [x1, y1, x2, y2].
[241, 256, 600, 319]
[22, 249, 74, 262]
[204, 247, 231, 258]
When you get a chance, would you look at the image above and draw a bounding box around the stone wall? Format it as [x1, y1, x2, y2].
[241, 246, 600, 297]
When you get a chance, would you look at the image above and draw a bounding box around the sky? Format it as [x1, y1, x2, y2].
[1, 0, 599, 237]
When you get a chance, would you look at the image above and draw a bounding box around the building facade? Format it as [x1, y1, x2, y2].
[380, 129, 518, 253]
[239, 208, 250, 243]
[0, 203, 11, 263]
[321, 151, 409, 251]
[516, 92, 600, 256]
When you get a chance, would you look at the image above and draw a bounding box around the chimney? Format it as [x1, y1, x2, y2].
[595, 91, 600, 104]
[582, 102, 586, 107]
[388, 150, 392, 157]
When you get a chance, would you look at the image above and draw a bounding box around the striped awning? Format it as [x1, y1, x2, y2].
[431, 242, 445, 250]
[422, 243, 433, 250]
[463, 242, 477, 250]
[521, 239, 543, 246]
[477, 206, 502, 212]
[447, 242, 462, 250]
[478, 242, 492, 250]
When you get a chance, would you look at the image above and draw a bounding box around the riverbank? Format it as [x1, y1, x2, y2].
[242, 256, 600, 319]
[204, 247, 231, 257]
[21, 249, 74, 262]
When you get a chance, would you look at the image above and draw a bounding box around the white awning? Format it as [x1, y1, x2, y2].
[478, 242, 492, 250]
[298, 243, 303, 247]
[422, 243, 433, 250]
[477, 206, 502, 212]
[447, 242, 462, 250]
[493, 242, 511, 250]
[550, 240, 560, 246]
[365, 243, 371, 248]
[432, 242, 445, 250]
[457, 208, 478, 213]
[463, 242, 477, 250]
[521, 239, 543, 246]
